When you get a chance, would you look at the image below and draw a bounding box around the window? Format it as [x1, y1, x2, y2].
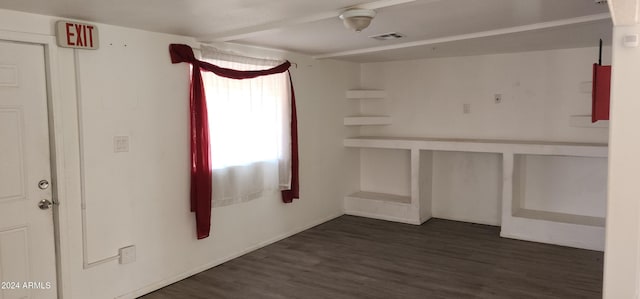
[200, 48, 291, 207]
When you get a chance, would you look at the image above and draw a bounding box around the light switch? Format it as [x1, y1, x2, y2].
[114, 136, 129, 153]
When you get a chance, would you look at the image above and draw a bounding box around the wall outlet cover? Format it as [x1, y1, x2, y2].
[114, 136, 130, 153]
[119, 245, 136, 264]
[623, 34, 639, 48]
[463, 103, 471, 114]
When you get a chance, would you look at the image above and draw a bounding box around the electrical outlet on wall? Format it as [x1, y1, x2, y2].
[119, 245, 136, 264]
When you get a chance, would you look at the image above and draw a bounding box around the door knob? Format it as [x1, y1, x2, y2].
[38, 199, 53, 210]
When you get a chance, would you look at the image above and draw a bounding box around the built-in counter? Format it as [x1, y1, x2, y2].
[344, 136, 608, 251]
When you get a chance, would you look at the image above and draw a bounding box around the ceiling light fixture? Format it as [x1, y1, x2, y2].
[339, 8, 376, 32]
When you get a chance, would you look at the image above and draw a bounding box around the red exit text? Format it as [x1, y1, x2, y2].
[55, 21, 99, 50]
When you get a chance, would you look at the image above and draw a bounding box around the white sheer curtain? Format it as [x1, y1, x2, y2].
[200, 46, 291, 207]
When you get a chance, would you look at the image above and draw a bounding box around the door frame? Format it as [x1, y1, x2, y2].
[0, 30, 73, 299]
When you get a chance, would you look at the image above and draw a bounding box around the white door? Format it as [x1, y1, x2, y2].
[0, 40, 57, 298]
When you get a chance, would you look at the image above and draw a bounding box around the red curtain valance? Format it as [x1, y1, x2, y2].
[169, 43, 299, 239]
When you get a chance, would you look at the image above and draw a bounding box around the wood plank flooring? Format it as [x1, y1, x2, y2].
[140, 216, 603, 299]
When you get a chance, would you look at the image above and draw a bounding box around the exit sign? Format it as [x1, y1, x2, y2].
[56, 21, 99, 50]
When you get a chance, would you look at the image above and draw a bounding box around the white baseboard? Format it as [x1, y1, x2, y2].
[116, 212, 344, 299]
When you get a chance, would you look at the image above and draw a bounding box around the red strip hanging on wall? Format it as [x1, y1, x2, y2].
[592, 39, 611, 123]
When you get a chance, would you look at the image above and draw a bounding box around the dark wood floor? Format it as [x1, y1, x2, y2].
[140, 216, 603, 299]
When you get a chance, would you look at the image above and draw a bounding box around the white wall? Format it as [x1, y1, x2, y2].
[360, 48, 610, 225]
[0, 8, 360, 299]
[603, 24, 640, 299]
[514, 155, 608, 218]
[359, 148, 411, 197]
[431, 151, 502, 225]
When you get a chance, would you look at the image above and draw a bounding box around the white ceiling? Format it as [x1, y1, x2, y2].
[0, 0, 612, 62]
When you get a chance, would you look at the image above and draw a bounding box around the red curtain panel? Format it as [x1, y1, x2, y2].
[169, 44, 299, 239]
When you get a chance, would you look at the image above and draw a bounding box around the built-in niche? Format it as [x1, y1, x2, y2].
[512, 154, 607, 227]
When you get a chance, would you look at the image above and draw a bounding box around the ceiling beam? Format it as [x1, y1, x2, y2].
[313, 13, 612, 60]
[197, 0, 420, 43]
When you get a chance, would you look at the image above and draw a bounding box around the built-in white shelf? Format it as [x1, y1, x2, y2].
[344, 136, 607, 157]
[345, 136, 608, 251]
[344, 89, 391, 127]
[569, 115, 609, 128]
[346, 89, 387, 99]
[344, 116, 392, 126]
[345, 191, 419, 225]
[346, 191, 411, 204]
[502, 209, 606, 251]
[513, 208, 605, 227]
